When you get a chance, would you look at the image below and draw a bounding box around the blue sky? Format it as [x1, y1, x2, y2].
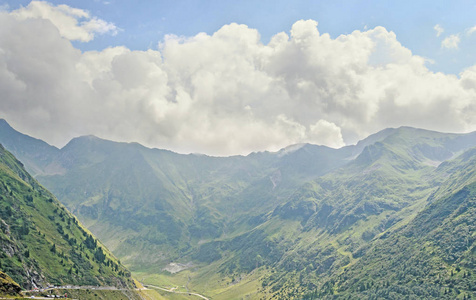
[3, 0, 476, 74]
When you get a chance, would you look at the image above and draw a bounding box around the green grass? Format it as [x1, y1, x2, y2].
[0, 145, 133, 289]
[2, 124, 476, 299]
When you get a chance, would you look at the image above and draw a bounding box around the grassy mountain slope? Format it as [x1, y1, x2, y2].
[1, 119, 476, 299]
[172, 128, 473, 297]
[132, 128, 476, 299]
[0, 144, 134, 289]
[308, 148, 476, 299]
[12, 131, 354, 271]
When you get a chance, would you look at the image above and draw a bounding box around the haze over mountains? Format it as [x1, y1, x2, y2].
[1, 118, 476, 299]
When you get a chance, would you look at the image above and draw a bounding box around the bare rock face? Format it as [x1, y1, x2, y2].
[0, 232, 48, 290]
[24, 268, 48, 290]
[0, 220, 17, 258]
[0, 219, 10, 236]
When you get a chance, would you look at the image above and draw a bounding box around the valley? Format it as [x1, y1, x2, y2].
[1, 119, 475, 299]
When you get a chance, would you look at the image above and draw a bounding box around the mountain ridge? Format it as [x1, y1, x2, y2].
[1, 118, 476, 299]
[6, 117, 475, 159]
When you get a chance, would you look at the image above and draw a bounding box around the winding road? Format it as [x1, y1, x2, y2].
[145, 284, 210, 300]
[23, 283, 209, 299]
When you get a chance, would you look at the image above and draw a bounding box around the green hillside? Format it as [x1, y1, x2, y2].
[171, 129, 476, 299]
[158, 128, 476, 299]
[0, 144, 134, 289]
[28, 135, 354, 272]
[307, 148, 476, 299]
[1, 119, 475, 299]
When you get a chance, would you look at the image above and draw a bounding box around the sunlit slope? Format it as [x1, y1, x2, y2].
[309, 147, 476, 299]
[161, 128, 476, 299]
[0, 144, 134, 289]
[137, 128, 476, 299]
[0, 270, 21, 297]
[1, 119, 476, 299]
[0, 124, 354, 270]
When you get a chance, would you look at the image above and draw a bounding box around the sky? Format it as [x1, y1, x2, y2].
[0, 1, 475, 156]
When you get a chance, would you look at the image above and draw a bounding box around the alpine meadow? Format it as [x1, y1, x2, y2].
[1, 1, 476, 299]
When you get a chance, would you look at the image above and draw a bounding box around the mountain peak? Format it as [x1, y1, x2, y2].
[74, 134, 101, 140]
[276, 143, 307, 157]
[63, 134, 105, 148]
[0, 118, 15, 131]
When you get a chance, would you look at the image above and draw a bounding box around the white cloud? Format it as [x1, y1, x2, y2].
[0, 9, 475, 156]
[434, 24, 444, 37]
[309, 120, 345, 148]
[82, 17, 118, 36]
[441, 34, 460, 49]
[11, 1, 117, 42]
[467, 26, 476, 35]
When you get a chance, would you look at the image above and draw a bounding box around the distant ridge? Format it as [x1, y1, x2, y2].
[1, 118, 476, 299]
[0, 119, 60, 176]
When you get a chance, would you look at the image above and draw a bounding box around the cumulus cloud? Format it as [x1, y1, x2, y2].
[11, 1, 117, 41]
[434, 24, 444, 37]
[441, 34, 460, 49]
[0, 3, 475, 156]
[309, 120, 345, 148]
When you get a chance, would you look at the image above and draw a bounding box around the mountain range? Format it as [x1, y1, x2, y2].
[1, 118, 475, 299]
